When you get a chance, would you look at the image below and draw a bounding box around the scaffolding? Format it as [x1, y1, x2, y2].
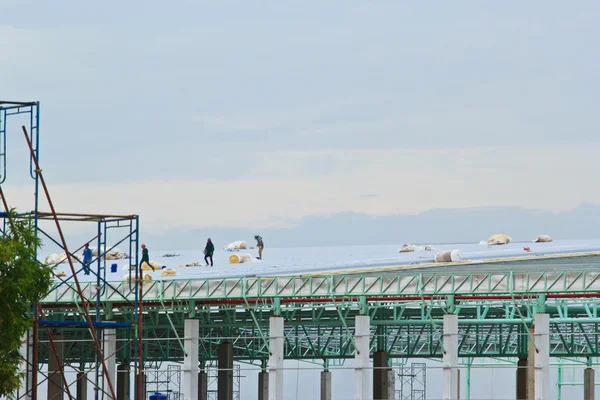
[0, 101, 141, 400]
[145, 365, 182, 400]
[395, 362, 426, 400]
[206, 364, 241, 400]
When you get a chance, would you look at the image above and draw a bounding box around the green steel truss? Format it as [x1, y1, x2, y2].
[38, 263, 600, 366]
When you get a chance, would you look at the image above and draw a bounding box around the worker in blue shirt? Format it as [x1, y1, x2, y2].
[82, 243, 93, 275]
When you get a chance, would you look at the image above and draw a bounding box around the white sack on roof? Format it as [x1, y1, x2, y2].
[434, 250, 463, 263]
[224, 241, 248, 251]
[487, 234, 511, 246]
[399, 244, 433, 253]
[91, 246, 126, 260]
[44, 252, 78, 265]
[534, 235, 553, 243]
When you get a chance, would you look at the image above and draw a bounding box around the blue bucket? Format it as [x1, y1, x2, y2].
[110, 263, 118, 273]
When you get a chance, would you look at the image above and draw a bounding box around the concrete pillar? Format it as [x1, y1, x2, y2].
[321, 371, 331, 400]
[103, 328, 117, 397]
[534, 314, 549, 400]
[218, 342, 233, 400]
[584, 368, 595, 400]
[183, 319, 200, 400]
[527, 327, 535, 400]
[269, 316, 284, 400]
[19, 330, 33, 400]
[354, 315, 371, 400]
[387, 370, 396, 400]
[199, 370, 208, 400]
[76, 372, 87, 400]
[48, 334, 64, 400]
[258, 371, 269, 400]
[373, 351, 389, 400]
[443, 314, 458, 400]
[117, 364, 130, 400]
[516, 358, 528, 400]
[142, 373, 147, 400]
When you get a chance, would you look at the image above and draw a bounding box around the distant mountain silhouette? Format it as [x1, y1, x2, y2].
[140, 203, 600, 250]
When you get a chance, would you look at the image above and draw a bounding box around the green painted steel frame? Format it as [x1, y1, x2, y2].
[41, 264, 600, 304]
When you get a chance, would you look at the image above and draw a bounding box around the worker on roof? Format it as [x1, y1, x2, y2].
[204, 238, 215, 267]
[82, 243, 92, 275]
[254, 235, 264, 260]
[140, 244, 155, 271]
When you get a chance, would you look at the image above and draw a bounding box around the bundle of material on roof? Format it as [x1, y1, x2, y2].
[178, 261, 203, 267]
[434, 250, 463, 263]
[399, 244, 433, 253]
[123, 272, 153, 282]
[224, 241, 248, 251]
[161, 269, 177, 276]
[487, 234, 511, 246]
[534, 235, 553, 243]
[140, 261, 162, 271]
[229, 253, 253, 264]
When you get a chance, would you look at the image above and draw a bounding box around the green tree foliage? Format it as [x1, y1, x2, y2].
[0, 211, 53, 396]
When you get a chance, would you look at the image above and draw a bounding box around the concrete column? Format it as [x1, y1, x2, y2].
[516, 358, 528, 400]
[76, 372, 87, 400]
[103, 328, 117, 398]
[258, 371, 269, 400]
[48, 334, 64, 400]
[183, 319, 200, 400]
[199, 370, 208, 400]
[218, 342, 233, 400]
[527, 327, 535, 400]
[387, 370, 396, 400]
[269, 316, 284, 400]
[373, 351, 389, 400]
[354, 315, 371, 400]
[321, 370, 331, 400]
[142, 373, 147, 400]
[117, 364, 130, 400]
[534, 314, 549, 400]
[584, 368, 595, 400]
[443, 314, 458, 400]
[19, 330, 33, 400]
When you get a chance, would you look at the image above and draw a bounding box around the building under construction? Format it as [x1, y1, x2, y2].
[2, 101, 600, 400]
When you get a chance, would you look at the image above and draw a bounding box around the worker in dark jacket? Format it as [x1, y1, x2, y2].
[254, 235, 264, 260]
[140, 244, 154, 271]
[204, 238, 215, 266]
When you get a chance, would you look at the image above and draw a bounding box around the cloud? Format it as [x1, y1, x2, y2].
[1, 144, 598, 233]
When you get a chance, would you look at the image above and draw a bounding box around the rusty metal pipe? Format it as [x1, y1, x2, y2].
[21, 126, 118, 400]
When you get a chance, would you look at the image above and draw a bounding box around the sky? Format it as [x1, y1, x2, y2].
[3, 3, 600, 398]
[1, 1, 600, 242]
